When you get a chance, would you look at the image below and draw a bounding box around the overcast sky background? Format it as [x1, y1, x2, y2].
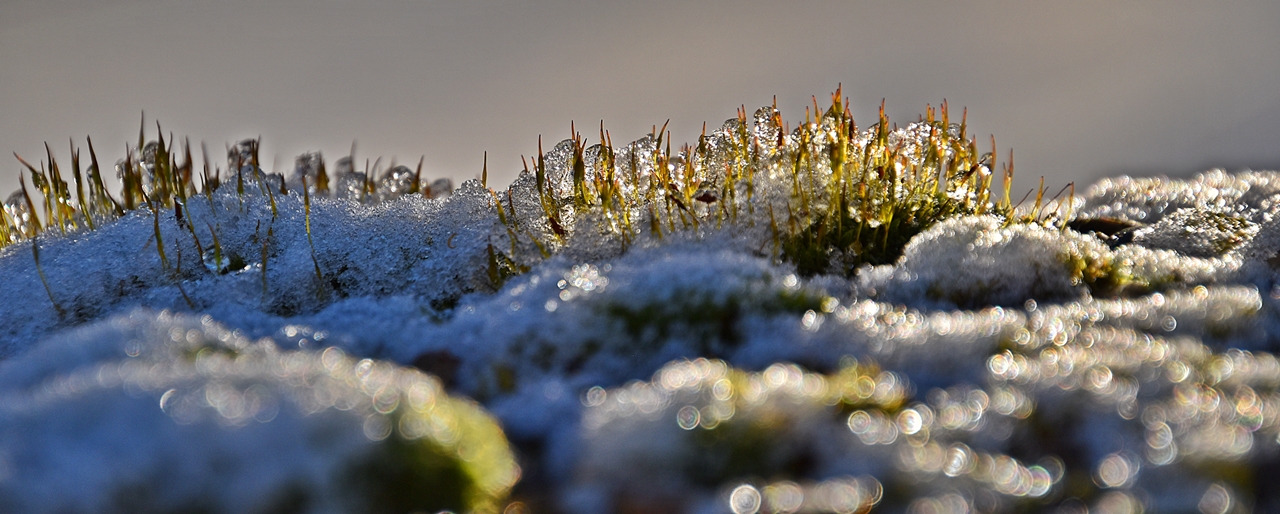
[3, 1, 1279, 200]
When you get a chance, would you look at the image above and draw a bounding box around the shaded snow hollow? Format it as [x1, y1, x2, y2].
[7, 135, 1280, 514]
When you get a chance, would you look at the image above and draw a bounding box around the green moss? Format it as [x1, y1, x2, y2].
[6, 93, 1015, 309]
[107, 482, 218, 514]
[630, 359, 911, 486]
[681, 359, 908, 485]
[600, 282, 832, 355]
[486, 244, 528, 291]
[1195, 211, 1254, 254]
[345, 396, 519, 514]
[345, 434, 474, 514]
[604, 296, 743, 352]
[490, 92, 1013, 280]
[685, 407, 806, 485]
[783, 189, 976, 275]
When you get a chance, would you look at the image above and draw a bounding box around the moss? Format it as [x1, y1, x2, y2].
[107, 482, 218, 514]
[600, 282, 831, 356]
[486, 243, 528, 291]
[1185, 211, 1255, 255]
[6, 93, 1014, 316]
[685, 408, 810, 485]
[604, 296, 744, 352]
[1205, 213, 1254, 253]
[489, 92, 1013, 280]
[679, 359, 907, 485]
[345, 389, 519, 514]
[344, 434, 474, 514]
[587, 359, 910, 488]
[783, 189, 975, 275]
[1067, 249, 1128, 297]
[824, 358, 911, 413]
[772, 287, 831, 314]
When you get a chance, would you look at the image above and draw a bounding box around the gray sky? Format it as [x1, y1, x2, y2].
[3, 0, 1279, 200]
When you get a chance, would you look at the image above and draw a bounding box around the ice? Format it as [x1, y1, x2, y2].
[581, 144, 605, 186]
[226, 139, 260, 176]
[752, 106, 783, 156]
[288, 151, 326, 194]
[330, 156, 367, 201]
[0, 175, 500, 358]
[425, 177, 454, 199]
[3, 191, 33, 241]
[376, 164, 416, 201]
[542, 139, 579, 201]
[613, 134, 658, 200]
[332, 170, 367, 201]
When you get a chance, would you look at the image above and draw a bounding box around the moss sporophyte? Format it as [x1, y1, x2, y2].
[4, 90, 1028, 293]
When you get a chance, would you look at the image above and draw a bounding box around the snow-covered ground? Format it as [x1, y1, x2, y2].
[5, 121, 1280, 512]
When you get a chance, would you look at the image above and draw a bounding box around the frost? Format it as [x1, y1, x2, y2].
[1077, 169, 1280, 224]
[0, 310, 519, 514]
[7, 113, 1280, 511]
[873, 216, 1102, 307]
[1130, 208, 1257, 257]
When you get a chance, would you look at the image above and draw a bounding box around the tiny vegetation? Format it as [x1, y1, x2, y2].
[3, 90, 1028, 301]
[488, 89, 1023, 278]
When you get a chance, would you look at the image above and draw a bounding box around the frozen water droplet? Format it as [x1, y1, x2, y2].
[202, 248, 244, 274]
[582, 144, 605, 184]
[3, 191, 33, 240]
[753, 106, 782, 149]
[543, 139, 577, 200]
[226, 139, 262, 179]
[333, 168, 368, 201]
[377, 165, 416, 201]
[291, 152, 326, 195]
[333, 156, 355, 176]
[227, 139, 256, 166]
[425, 178, 453, 199]
[261, 173, 285, 194]
[614, 135, 657, 198]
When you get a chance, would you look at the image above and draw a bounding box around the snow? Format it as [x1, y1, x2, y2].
[0, 310, 518, 513]
[5, 131, 1280, 511]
